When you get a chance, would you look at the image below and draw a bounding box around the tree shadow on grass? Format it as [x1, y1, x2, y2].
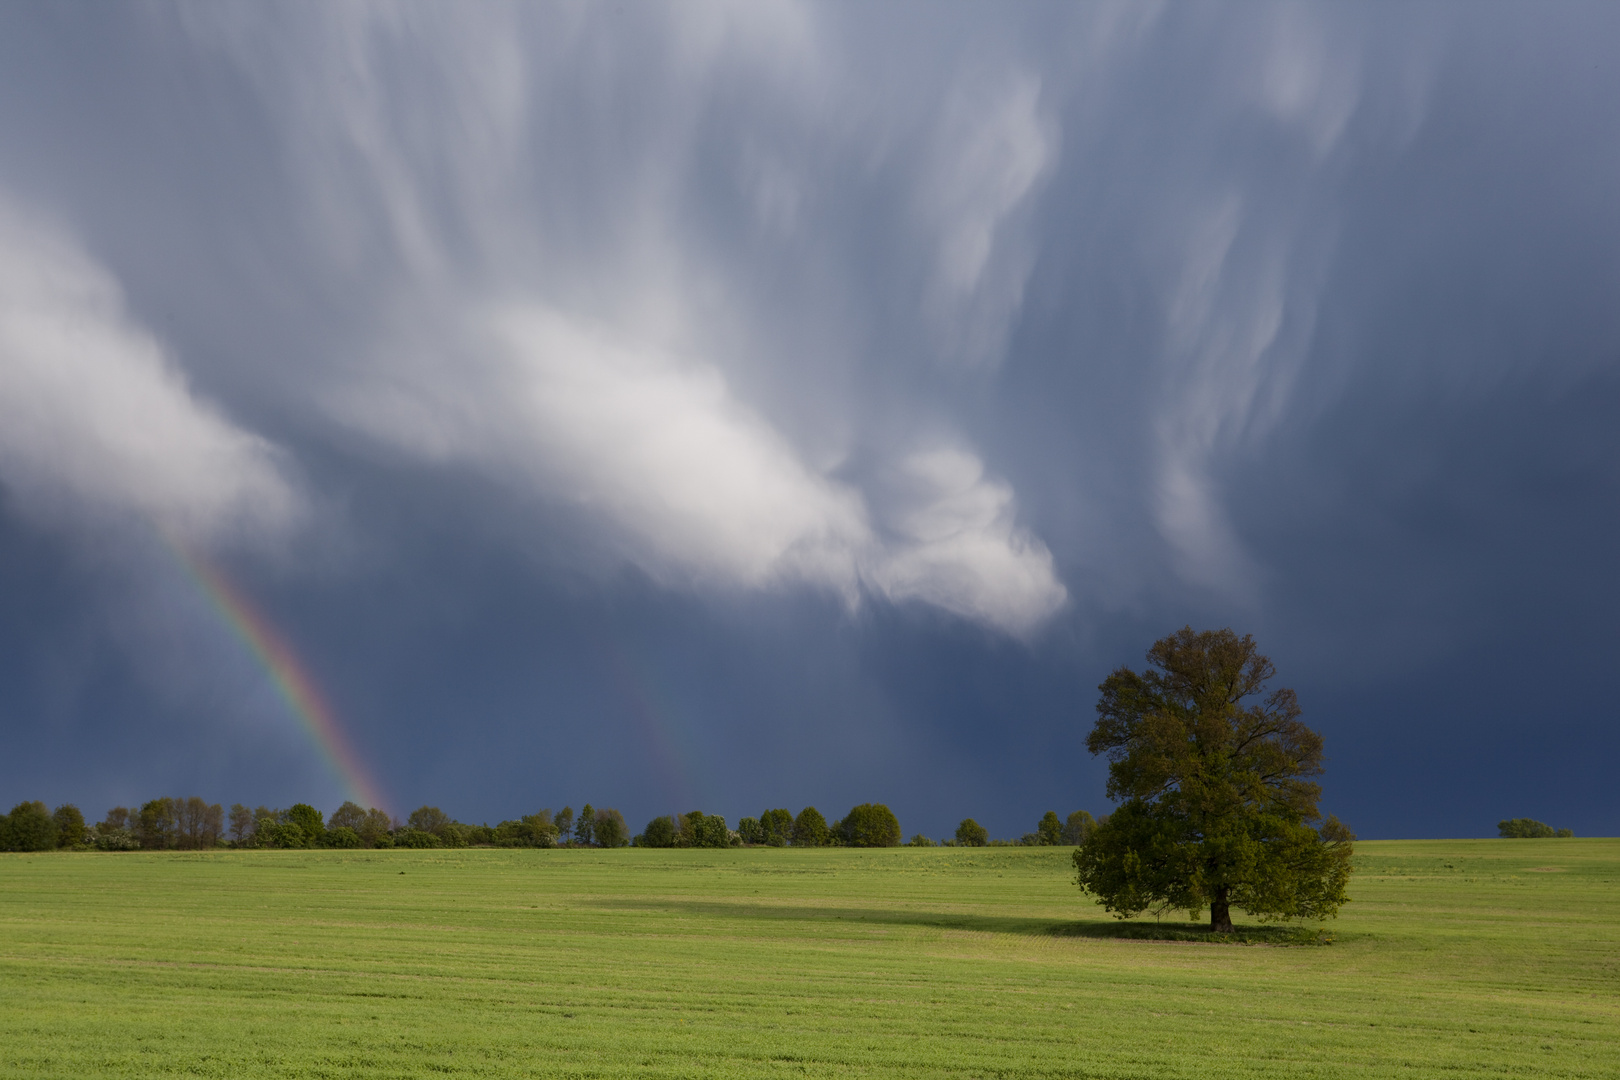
[594, 898, 1336, 945]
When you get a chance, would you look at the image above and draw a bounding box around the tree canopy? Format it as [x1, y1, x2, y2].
[1073, 627, 1353, 933]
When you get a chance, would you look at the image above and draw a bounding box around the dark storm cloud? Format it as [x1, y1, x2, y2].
[0, 2, 1616, 838]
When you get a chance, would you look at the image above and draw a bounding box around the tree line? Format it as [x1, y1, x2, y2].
[0, 796, 1103, 852]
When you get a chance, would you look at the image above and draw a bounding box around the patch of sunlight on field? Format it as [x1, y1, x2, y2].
[1, 839, 1616, 1078]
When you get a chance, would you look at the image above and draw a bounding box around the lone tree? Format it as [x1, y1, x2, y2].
[1073, 627, 1353, 933]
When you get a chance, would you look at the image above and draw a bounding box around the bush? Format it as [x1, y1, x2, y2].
[493, 813, 558, 848]
[639, 815, 678, 848]
[408, 806, 452, 836]
[324, 826, 362, 849]
[1556, 828, 1575, 838]
[4, 801, 57, 852]
[285, 804, 325, 845]
[680, 811, 730, 848]
[53, 804, 87, 848]
[792, 807, 829, 847]
[593, 808, 630, 848]
[1498, 818, 1557, 838]
[955, 818, 988, 847]
[760, 808, 793, 847]
[392, 828, 441, 848]
[906, 834, 935, 847]
[92, 826, 140, 851]
[839, 803, 901, 847]
[137, 798, 178, 851]
[1062, 810, 1100, 846]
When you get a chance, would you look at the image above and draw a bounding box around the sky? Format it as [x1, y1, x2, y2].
[1, 2, 1617, 840]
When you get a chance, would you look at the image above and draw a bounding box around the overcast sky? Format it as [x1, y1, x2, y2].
[2, 2, 1617, 839]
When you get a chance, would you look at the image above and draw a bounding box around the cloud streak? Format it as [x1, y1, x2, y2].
[0, 196, 299, 544]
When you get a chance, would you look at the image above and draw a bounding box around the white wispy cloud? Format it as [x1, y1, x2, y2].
[0, 195, 300, 543]
[180, 0, 1068, 636]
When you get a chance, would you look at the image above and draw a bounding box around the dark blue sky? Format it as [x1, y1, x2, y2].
[1, 2, 1616, 840]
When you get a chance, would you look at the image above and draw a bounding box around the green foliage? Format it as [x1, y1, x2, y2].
[1557, 828, 1575, 838]
[52, 804, 86, 849]
[228, 804, 255, 845]
[575, 805, 597, 846]
[4, 801, 56, 852]
[1035, 811, 1063, 846]
[1498, 818, 1564, 838]
[680, 811, 730, 848]
[493, 812, 558, 848]
[323, 826, 362, 849]
[1077, 627, 1353, 932]
[391, 828, 441, 849]
[837, 803, 901, 847]
[592, 808, 629, 848]
[358, 808, 393, 847]
[1062, 809, 1100, 846]
[906, 834, 935, 847]
[758, 808, 793, 846]
[328, 801, 366, 832]
[91, 827, 139, 851]
[791, 806, 829, 847]
[406, 806, 451, 837]
[136, 798, 178, 851]
[736, 817, 764, 845]
[955, 818, 988, 847]
[553, 806, 574, 842]
[638, 815, 678, 848]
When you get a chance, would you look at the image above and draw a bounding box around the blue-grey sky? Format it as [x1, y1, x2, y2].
[2, 2, 1616, 839]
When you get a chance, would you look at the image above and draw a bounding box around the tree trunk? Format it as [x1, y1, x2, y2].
[1209, 888, 1234, 933]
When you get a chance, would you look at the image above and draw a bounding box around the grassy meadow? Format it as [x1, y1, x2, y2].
[1, 839, 1615, 1078]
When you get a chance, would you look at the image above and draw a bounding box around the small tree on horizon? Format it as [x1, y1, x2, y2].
[792, 807, 829, 847]
[955, 818, 988, 847]
[838, 803, 901, 847]
[1062, 810, 1100, 846]
[760, 808, 793, 846]
[52, 804, 86, 848]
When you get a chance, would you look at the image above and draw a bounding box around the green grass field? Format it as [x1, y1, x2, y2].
[2, 839, 1615, 1078]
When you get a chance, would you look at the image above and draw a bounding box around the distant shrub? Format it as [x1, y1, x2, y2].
[1062, 810, 1100, 846]
[593, 808, 630, 848]
[760, 808, 794, 847]
[92, 826, 140, 851]
[955, 818, 988, 847]
[392, 828, 441, 849]
[906, 834, 935, 847]
[4, 801, 56, 852]
[494, 813, 558, 848]
[329, 801, 367, 832]
[792, 807, 830, 847]
[680, 811, 730, 848]
[53, 804, 87, 848]
[324, 826, 362, 849]
[838, 803, 901, 847]
[639, 815, 678, 848]
[1035, 811, 1063, 846]
[408, 806, 452, 837]
[286, 804, 325, 845]
[137, 798, 178, 851]
[358, 808, 393, 848]
[736, 817, 764, 845]
[1556, 828, 1574, 838]
[1498, 818, 1557, 838]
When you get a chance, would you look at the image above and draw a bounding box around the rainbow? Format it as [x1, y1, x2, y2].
[166, 541, 389, 813]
